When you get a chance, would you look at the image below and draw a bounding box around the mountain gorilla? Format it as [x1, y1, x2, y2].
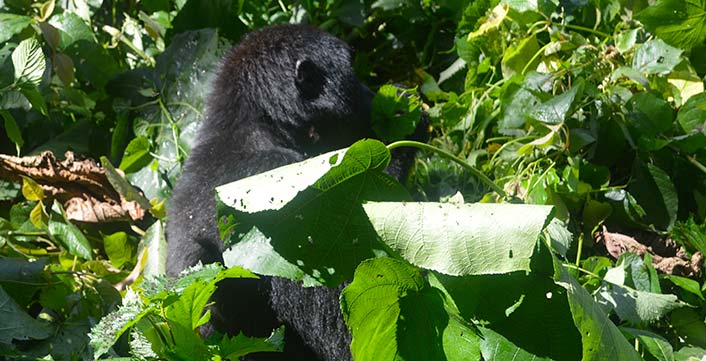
[166, 24, 383, 360]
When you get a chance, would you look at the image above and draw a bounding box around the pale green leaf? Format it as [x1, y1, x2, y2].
[363, 202, 553, 275]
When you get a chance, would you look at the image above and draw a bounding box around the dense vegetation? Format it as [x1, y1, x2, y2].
[2, 0, 706, 360]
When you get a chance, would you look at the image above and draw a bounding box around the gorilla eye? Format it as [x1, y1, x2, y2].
[295, 59, 325, 100]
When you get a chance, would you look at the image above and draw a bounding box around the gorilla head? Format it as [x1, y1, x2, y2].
[203, 25, 373, 155]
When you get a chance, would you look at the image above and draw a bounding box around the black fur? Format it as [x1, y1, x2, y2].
[166, 25, 375, 360]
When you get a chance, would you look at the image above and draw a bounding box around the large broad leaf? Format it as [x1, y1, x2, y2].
[637, 0, 706, 51]
[219, 140, 409, 286]
[340, 258, 481, 361]
[669, 308, 706, 349]
[48, 12, 94, 50]
[0, 285, 52, 345]
[554, 258, 642, 361]
[596, 285, 683, 325]
[632, 39, 683, 75]
[363, 202, 553, 276]
[431, 266, 582, 360]
[217, 148, 349, 214]
[0, 14, 32, 44]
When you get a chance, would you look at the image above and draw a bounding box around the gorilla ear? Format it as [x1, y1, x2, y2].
[295, 59, 325, 100]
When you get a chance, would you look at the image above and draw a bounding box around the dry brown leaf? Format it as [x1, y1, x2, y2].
[0, 151, 146, 223]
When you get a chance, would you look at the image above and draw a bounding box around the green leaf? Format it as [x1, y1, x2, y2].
[432, 265, 582, 360]
[668, 62, 704, 103]
[501, 34, 540, 78]
[12, 37, 46, 87]
[217, 147, 349, 214]
[671, 217, 706, 257]
[529, 80, 584, 124]
[100, 156, 151, 211]
[554, 258, 642, 361]
[0, 285, 52, 345]
[118, 136, 153, 173]
[20, 175, 43, 201]
[219, 326, 284, 359]
[629, 162, 679, 230]
[674, 92, 706, 153]
[0, 257, 47, 284]
[48, 12, 94, 50]
[625, 92, 673, 137]
[621, 327, 674, 361]
[478, 326, 551, 361]
[164, 280, 215, 357]
[48, 200, 93, 260]
[371, 85, 422, 142]
[103, 232, 135, 269]
[546, 217, 573, 257]
[89, 290, 146, 359]
[29, 202, 44, 228]
[363, 202, 553, 276]
[637, 0, 706, 51]
[664, 275, 705, 300]
[19, 86, 48, 116]
[219, 140, 408, 286]
[610, 66, 650, 88]
[597, 284, 683, 324]
[615, 29, 639, 53]
[372, 0, 412, 11]
[498, 82, 540, 134]
[340, 258, 480, 361]
[632, 39, 683, 75]
[0, 109, 23, 152]
[671, 308, 706, 349]
[54, 52, 74, 85]
[0, 14, 32, 44]
[675, 346, 706, 360]
[142, 220, 167, 277]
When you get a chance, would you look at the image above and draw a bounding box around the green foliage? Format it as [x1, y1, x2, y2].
[2, 0, 706, 359]
[89, 263, 282, 360]
[372, 84, 423, 142]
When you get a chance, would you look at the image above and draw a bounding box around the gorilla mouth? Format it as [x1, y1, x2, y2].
[308, 125, 321, 143]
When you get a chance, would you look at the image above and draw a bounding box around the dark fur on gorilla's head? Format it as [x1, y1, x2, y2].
[167, 24, 375, 361]
[201, 25, 373, 155]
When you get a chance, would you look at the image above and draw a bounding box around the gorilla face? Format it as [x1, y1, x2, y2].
[209, 25, 374, 155]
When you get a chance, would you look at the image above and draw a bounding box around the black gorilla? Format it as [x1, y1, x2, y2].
[166, 25, 377, 360]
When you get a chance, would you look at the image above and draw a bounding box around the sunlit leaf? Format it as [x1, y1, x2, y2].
[637, 0, 706, 51]
[12, 38, 46, 87]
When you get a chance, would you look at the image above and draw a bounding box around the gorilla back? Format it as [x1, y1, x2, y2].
[166, 25, 372, 360]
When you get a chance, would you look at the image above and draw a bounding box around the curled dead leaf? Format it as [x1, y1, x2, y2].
[0, 151, 147, 223]
[595, 226, 702, 278]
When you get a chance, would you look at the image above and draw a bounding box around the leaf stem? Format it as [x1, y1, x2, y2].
[686, 154, 706, 175]
[387, 140, 507, 199]
[559, 23, 610, 39]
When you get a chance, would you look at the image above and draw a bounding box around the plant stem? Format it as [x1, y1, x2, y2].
[387, 140, 507, 199]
